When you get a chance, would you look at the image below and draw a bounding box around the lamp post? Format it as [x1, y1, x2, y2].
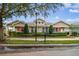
[35, 12, 38, 42]
[34, 3, 38, 42]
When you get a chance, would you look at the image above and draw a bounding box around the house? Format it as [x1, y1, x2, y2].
[53, 21, 71, 32]
[7, 20, 25, 32]
[70, 23, 79, 33]
[28, 19, 51, 33]
[6, 19, 71, 33]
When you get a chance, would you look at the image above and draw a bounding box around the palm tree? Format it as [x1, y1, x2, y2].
[0, 3, 64, 42]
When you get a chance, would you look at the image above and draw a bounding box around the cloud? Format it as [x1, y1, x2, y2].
[64, 4, 79, 9]
[55, 16, 60, 19]
[64, 3, 72, 8]
[66, 19, 72, 21]
[54, 16, 64, 22]
[69, 9, 79, 13]
[66, 18, 79, 22]
[64, 4, 79, 13]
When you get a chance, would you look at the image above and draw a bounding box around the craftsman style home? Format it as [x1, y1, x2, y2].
[7, 19, 71, 33]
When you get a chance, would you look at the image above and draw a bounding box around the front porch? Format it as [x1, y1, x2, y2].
[29, 26, 49, 33]
[53, 27, 70, 32]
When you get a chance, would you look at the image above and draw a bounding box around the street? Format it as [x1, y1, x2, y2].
[0, 46, 79, 56]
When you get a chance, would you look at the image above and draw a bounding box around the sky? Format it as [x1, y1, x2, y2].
[5, 3, 79, 24]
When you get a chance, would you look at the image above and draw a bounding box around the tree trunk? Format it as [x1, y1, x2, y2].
[0, 17, 4, 43]
[44, 35, 46, 42]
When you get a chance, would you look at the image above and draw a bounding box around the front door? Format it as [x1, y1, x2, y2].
[60, 27, 64, 32]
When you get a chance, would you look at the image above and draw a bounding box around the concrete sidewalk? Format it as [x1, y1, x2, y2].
[0, 44, 79, 47]
[7, 37, 79, 40]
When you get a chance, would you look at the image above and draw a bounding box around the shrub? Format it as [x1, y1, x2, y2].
[23, 24, 29, 34]
[49, 25, 53, 34]
[71, 32, 78, 36]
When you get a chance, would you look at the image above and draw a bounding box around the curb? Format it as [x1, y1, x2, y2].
[0, 44, 79, 47]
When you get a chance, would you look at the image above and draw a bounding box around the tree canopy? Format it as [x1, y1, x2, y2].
[0, 3, 64, 19]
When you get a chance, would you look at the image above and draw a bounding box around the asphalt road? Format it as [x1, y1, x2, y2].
[0, 46, 79, 56]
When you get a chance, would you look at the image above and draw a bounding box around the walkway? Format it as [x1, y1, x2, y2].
[7, 37, 79, 40]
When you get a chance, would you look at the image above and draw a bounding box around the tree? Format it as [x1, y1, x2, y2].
[23, 24, 29, 34]
[0, 3, 64, 42]
[69, 24, 78, 36]
[49, 25, 53, 34]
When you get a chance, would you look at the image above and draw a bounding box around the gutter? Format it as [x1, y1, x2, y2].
[0, 44, 79, 47]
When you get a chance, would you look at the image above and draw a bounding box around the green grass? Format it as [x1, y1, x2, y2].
[6, 40, 79, 44]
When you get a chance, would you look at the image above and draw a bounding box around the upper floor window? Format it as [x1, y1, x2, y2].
[39, 22, 40, 24]
[38, 22, 43, 24]
[42, 22, 43, 24]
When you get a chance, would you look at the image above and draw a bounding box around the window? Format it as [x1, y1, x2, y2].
[42, 22, 43, 24]
[31, 27, 35, 32]
[42, 27, 44, 32]
[31, 27, 34, 32]
[16, 27, 23, 32]
[39, 22, 40, 24]
[38, 22, 43, 24]
[46, 27, 48, 32]
[43, 27, 48, 32]
[56, 28, 58, 32]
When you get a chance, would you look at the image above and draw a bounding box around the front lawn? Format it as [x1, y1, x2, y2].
[6, 40, 79, 44]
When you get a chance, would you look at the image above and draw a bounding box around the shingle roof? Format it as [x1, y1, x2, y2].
[7, 19, 71, 27]
[7, 20, 25, 26]
[53, 21, 70, 26]
[33, 18, 45, 22]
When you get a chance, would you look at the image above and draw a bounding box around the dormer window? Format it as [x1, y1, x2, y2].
[39, 22, 40, 24]
[38, 22, 43, 24]
[42, 22, 43, 24]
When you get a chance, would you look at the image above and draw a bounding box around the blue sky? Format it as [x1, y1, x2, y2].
[5, 3, 79, 24]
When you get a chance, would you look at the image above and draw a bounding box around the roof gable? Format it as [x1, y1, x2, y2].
[53, 21, 70, 27]
[7, 20, 25, 27]
[28, 18, 51, 27]
[33, 18, 45, 23]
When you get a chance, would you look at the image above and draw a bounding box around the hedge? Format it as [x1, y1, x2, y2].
[9, 32, 68, 37]
[47, 32, 69, 37]
[9, 31, 33, 37]
[71, 32, 78, 36]
[9, 31, 78, 37]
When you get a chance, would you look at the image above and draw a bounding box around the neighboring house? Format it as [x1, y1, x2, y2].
[6, 19, 71, 33]
[7, 20, 25, 32]
[70, 23, 79, 33]
[53, 21, 71, 32]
